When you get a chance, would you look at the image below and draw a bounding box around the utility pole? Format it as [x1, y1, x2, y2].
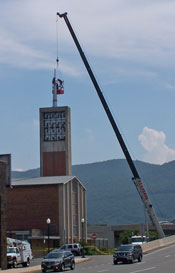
[0, 160, 7, 270]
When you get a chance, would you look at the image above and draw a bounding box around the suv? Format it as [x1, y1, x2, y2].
[59, 244, 82, 256]
[113, 244, 143, 264]
[41, 250, 75, 272]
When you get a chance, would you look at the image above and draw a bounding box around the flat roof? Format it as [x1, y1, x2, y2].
[11, 176, 85, 189]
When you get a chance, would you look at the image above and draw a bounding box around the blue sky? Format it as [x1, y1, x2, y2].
[1, 0, 175, 171]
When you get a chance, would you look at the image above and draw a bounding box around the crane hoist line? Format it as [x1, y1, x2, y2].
[57, 12, 165, 239]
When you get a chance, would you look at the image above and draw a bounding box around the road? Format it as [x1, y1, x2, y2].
[26, 244, 175, 273]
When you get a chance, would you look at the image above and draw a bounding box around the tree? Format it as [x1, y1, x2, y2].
[119, 229, 139, 244]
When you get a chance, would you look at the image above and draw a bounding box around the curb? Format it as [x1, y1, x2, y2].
[0, 257, 90, 272]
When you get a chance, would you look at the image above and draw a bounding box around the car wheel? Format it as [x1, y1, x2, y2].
[13, 258, 17, 268]
[27, 258, 30, 267]
[138, 255, 142, 262]
[114, 260, 118, 265]
[22, 258, 30, 267]
[42, 270, 46, 273]
[70, 261, 75, 270]
[60, 263, 65, 271]
[130, 256, 134, 263]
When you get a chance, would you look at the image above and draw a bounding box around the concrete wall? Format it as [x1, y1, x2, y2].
[88, 224, 175, 250]
[40, 106, 72, 176]
[88, 226, 115, 249]
[142, 235, 175, 253]
[60, 179, 87, 245]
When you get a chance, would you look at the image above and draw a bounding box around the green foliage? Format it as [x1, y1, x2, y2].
[148, 231, 159, 241]
[119, 229, 159, 245]
[83, 245, 114, 255]
[99, 246, 114, 254]
[99, 246, 108, 252]
[119, 229, 139, 244]
[84, 246, 102, 255]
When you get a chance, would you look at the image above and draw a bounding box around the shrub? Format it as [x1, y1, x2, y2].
[83, 245, 114, 255]
[119, 229, 139, 244]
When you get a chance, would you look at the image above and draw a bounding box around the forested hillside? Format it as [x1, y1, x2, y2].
[12, 159, 175, 225]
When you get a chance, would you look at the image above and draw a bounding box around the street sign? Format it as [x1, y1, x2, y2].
[92, 233, 97, 240]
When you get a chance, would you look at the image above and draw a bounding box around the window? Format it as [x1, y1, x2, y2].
[72, 180, 78, 237]
[43, 111, 66, 142]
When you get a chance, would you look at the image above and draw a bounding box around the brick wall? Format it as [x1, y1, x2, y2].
[6, 184, 59, 235]
[43, 151, 66, 176]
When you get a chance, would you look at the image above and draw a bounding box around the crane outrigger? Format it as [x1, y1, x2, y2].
[57, 12, 165, 239]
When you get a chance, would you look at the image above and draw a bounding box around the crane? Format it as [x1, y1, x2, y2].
[57, 12, 165, 238]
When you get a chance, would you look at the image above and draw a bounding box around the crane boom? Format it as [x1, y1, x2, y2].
[57, 12, 165, 238]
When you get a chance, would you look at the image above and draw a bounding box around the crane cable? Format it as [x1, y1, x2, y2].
[56, 16, 59, 69]
[55, 16, 64, 80]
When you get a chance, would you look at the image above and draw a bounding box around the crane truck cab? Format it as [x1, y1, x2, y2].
[130, 235, 147, 245]
[7, 238, 32, 268]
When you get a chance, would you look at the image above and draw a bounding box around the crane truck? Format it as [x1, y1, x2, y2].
[7, 237, 32, 268]
[57, 12, 165, 239]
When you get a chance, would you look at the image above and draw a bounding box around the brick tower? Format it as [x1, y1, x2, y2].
[40, 70, 72, 176]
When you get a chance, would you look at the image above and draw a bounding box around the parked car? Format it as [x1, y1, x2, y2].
[113, 244, 143, 264]
[41, 250, 75, 272]
[59, 243, 82, 256]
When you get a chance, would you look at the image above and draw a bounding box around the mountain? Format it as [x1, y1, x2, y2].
[12, 159, 175, 225]
[12, 168, 40, 179]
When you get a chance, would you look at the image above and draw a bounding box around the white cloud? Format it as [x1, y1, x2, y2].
[166, 84, 175, 90]
[138, 127, 175, 164]
[0, 26, 81, 74]
[1, 0, 175, 74]
[14, 168, 23, 172]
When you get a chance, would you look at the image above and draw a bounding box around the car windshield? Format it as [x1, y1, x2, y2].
[45, 252, 63, 259]
[7, 248, 16, 253]
[132, 238, 146, 243]
[117, 245, 134, 251]
[60, 245, 67, 250]
[132, 237, 146, 243]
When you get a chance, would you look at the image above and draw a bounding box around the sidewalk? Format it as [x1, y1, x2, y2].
[0, 257, 89, 273]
